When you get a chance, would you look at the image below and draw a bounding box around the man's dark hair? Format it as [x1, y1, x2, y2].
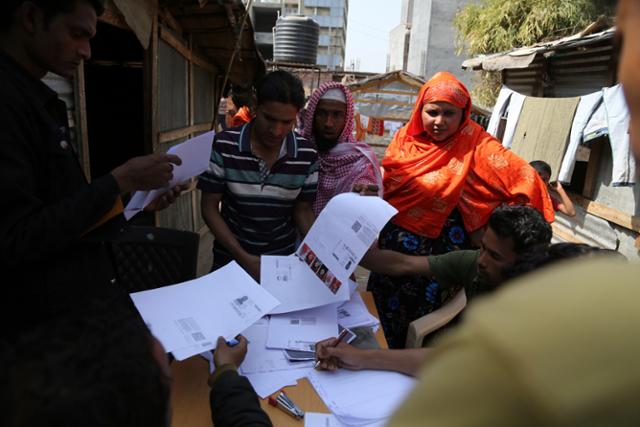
[230, 85, 255, 112]
[0, 303, 170, 427]
[488, 204, 552, 256]
[529, 160, 552, 177]
[503, 242, 626, 280]
[256, 70, 305, 110]
[1, 0, 105, 32]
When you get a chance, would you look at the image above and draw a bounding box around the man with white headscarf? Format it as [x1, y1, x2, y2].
[303, 82, 382, 215]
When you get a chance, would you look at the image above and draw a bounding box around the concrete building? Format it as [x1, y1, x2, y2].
[387, 0, 412, 72]
[389, 0, 475, 86]
[249, 0, 348, 70]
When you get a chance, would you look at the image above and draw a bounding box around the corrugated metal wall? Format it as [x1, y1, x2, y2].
[546, 45, 615, 98]
[503, 60, 543, 96]
[193, 65, 215, 125]
[157, 37, 216, 233]
[503, 43, 615, 98]
[158, 40, 189, 132]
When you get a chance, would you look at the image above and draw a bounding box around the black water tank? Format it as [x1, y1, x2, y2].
[273, 15, 319, 64]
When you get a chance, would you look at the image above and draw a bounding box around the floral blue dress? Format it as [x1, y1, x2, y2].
[367, 209, 471, 348]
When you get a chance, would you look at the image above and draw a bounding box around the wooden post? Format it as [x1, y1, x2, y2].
[582, 138, 605, 200]
[74, 63, 91, 180]
[189, 35, 199, 233]
[143, 15, 159, 225]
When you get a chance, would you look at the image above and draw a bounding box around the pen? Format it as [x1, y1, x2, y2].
[313, 328, 349, 369]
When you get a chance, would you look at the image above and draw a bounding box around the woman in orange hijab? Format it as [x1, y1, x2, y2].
[368, 72, 554, 348]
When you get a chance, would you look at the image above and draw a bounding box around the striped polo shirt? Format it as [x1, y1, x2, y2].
[198, 122, 318, 268]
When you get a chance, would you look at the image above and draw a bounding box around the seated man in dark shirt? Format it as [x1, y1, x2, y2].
[0, 303, 272, 427]
[362, 204, 552, 300]
[316, 205, 552, 376]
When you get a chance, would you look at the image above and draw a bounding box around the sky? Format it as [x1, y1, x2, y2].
[345, 0, 401, 73]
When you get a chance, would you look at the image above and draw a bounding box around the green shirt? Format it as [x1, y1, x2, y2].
[427, 250, 489, 300]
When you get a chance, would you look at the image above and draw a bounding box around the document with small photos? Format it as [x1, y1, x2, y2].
[260, 193, 397, 315]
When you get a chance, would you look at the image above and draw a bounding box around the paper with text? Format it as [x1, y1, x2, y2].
[337, 292, 379, 330]
[130, 261, 280, 361]
[261, 255, 350, 314]
[296, 193, 397, 282]
[239, 317, 314, 374]
[266, 304, 339, 350]
[124, 131, 215, 219]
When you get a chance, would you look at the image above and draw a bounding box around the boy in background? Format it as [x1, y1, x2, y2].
[530, 160, 576, 217]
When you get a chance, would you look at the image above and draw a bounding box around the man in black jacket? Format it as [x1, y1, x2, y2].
[0, 0, 182, 340]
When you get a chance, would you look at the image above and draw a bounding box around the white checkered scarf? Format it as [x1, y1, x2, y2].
[303, 82, 382, 215]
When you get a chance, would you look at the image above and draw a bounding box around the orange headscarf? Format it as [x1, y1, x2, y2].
[382, 72, 554, 237]
[231, 106, 254, 127]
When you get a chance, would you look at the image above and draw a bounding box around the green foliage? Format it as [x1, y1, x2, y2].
[469, 71, 502, 109]
[454, 0, 616, 106]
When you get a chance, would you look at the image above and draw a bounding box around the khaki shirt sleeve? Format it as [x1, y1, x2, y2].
[387, 328, 535, 427]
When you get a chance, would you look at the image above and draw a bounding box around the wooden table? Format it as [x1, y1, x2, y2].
[170, 292, 386, 427]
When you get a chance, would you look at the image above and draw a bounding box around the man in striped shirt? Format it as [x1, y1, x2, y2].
[198, 71, 318, 280]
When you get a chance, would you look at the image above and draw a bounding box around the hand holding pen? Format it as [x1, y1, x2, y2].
[313, 328, 356, 370]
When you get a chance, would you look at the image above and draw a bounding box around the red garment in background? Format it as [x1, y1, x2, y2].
[231, 106, 253, 127]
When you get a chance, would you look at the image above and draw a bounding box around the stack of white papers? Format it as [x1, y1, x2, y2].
[129, 262, 280, 361]
[124, 131, 215, 220]
[238, 317, 314, 398]
[307, 369, 416, 426]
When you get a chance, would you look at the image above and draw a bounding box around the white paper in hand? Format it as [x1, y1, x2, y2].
[124, 130, 215, 219]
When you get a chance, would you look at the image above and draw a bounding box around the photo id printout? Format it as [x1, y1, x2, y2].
[130, 261, 280, 361]
[296, 193, 397, 282]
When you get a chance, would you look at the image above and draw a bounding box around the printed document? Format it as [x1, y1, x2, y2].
[239, 317, 314, 374]
[296, 193, 397, 282]
[124, 130, 215, 219]
[337, 292, 379, 330]
[130, 261, 280, 361]
[261, 255, 350, 314]
[266, 304, 339, 350]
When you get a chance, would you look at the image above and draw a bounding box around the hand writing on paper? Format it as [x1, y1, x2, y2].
[213, 335, 248, 368]
[352, 183, 379, 196]
[315, 338, 364, 371]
